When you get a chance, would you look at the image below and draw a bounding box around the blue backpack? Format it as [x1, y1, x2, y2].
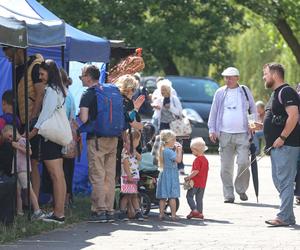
[79, 83, 124, 137]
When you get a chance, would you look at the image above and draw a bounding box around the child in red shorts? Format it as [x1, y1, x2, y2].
[185, 137, 209, 219]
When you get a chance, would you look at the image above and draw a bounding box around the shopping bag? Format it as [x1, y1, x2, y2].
[170, 116, 192, 136]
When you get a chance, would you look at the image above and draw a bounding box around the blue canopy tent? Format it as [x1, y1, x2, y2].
[0, 0, 111, 196]
[0, 12, 66, 221]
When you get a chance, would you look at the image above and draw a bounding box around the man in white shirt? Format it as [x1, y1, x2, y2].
[208, 67, 256, 203]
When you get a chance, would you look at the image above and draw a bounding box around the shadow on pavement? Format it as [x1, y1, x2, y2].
[235, 202, 279, 209]
[290, 224, 300, 230]
[204, 218, 232, 224]
[2, 214, 214, 250]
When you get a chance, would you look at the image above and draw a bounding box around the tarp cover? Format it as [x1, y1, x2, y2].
[0, 3, 65, 47]
[25, 0, 110, 62]
[0, 16, 27, 48]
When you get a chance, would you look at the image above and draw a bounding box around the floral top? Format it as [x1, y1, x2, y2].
[121, 148, 140, 180]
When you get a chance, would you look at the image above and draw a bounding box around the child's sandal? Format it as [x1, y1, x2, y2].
[171, 216, 179, 221]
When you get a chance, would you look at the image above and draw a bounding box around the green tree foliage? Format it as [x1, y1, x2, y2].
[39, 0, 245, 77]
[235, 0, 300, 65]
[230, 6, 300, 102]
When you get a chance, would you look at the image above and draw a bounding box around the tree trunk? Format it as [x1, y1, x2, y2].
[155, 52, 179, 75]
[275, 18, 300, 65]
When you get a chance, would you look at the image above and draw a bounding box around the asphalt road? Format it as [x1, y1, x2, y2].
[1, 153, 300, 250]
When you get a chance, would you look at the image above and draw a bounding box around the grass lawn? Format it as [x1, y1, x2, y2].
[0, 196, 90, 244]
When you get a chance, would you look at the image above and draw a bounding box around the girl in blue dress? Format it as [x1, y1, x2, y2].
[156, 130, 182, 220]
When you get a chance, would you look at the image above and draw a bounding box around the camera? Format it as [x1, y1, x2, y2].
[271, 115, 287, 126]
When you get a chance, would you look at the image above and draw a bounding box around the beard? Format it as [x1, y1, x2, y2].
[264, 78, 274, 89]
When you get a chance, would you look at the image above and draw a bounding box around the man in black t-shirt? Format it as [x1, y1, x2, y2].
[79, 65, 118, 223]
[262, 63, 300, 227]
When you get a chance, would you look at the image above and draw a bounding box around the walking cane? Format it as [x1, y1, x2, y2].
[238, 146, 273, 179]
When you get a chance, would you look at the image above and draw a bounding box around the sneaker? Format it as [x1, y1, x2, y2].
[106, 212, 115, 222]
[31, 210, 46, 220]
[118, 211, 129, 221]
[135, 211, 145, 221]
[88, 212, 102, 223]
[224, 198, 235, 203]
[42, 214, 65, 224]
[17, 211, 24, 216]
[45, 211, 54, 217]
[239, 193, 248, 201]
[95, 212, 108, 223]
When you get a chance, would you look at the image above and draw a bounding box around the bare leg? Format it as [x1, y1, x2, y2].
[30, 187, 40, 212]
[131, 194, 140, 211]
[44, 158, 66, 217]
[120, 195, 129, 211]
[16, 187, 23, 214]
[65, 193, 70, 207]
[168, 198, 176, 218]
[31, 159, 40, 199]
[159, 199, 166, 218]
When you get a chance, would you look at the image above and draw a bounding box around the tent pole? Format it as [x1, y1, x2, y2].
[105, 63, 109, 83]
[66, 61, 70, 75]
[23, 49, 31, 221]
[61, 46, 65, 69]
[12, 48, 17, 220]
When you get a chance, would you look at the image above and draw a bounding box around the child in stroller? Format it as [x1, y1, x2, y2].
[138, 123, 180, 215]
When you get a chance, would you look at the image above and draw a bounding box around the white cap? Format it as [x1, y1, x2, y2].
[221, 67, 240, 76]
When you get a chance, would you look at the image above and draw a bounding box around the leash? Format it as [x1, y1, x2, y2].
[238, 146, 273, 178]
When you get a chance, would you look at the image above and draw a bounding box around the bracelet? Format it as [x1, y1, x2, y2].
[279, 135, 287, 141]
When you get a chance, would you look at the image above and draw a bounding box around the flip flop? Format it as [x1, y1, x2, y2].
[265, 219, 289, 227]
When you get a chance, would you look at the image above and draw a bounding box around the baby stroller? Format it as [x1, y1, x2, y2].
[138, 122, 180, 215]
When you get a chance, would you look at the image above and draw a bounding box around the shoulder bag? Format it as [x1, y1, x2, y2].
[38, 90, 72, 146]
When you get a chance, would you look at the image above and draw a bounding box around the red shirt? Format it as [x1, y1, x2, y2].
[191, 155, 209, 188]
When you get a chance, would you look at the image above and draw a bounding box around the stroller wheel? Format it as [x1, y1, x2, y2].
[164, 198, 180, 215]
[139, 192, 151, 215]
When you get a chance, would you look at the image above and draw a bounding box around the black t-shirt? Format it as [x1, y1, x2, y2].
[263, 84, 300, 148]
[123, 95, 141, 131]
[16, 55, 40, 86]
[79, 87, 97, 139]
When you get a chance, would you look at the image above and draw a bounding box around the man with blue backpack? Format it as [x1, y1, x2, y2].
[79, 65, 123, 223]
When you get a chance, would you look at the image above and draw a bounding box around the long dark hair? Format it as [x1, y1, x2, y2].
[40, 59, 66, 97]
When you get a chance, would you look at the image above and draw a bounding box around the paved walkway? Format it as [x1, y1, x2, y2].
[1, 154, 300, 250]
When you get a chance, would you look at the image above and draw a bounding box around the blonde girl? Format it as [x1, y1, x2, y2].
[156, 130, 182, 220]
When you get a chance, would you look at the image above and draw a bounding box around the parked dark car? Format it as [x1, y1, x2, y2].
[140, 76, 219, 149]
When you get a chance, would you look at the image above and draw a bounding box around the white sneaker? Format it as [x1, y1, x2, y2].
[31, 210, 46, 220]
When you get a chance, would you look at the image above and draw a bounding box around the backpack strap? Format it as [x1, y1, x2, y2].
[278, 86, 290, 105]
[241, 85, 251, 114]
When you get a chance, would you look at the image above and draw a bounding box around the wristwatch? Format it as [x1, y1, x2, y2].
[279, 135, 287, 141]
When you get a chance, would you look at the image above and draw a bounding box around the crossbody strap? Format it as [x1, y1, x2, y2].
[241, 85, 251, 114]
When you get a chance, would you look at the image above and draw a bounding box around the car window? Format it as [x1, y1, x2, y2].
[144, 79, 157, 94]
[167, 77, 219, 102]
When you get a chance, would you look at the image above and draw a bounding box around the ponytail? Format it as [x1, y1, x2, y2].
[158, 142, 165, 169]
